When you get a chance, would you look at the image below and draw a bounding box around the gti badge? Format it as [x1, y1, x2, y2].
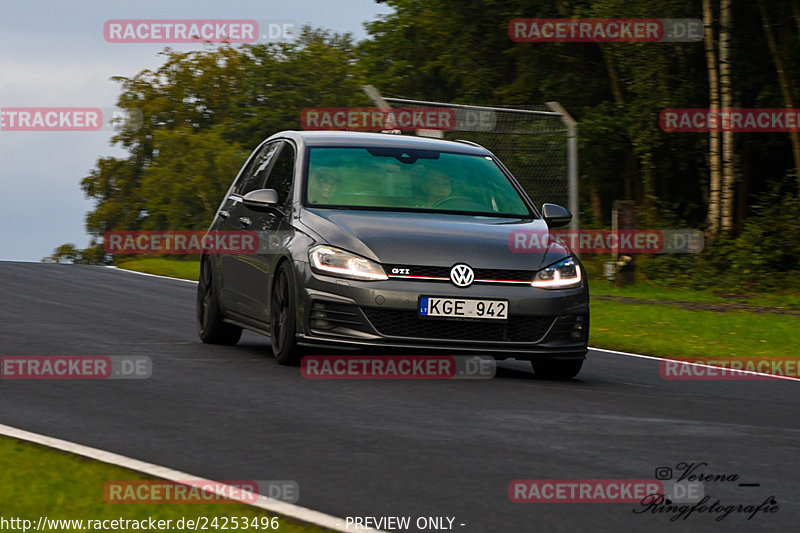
[450, 264, 474, 287]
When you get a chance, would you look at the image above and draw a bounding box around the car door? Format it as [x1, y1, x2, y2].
[219, 141, 282, 316]
[232, 140, 297, 324]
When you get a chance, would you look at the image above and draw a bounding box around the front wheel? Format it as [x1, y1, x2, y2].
[531, 357, 584, 379]
[270, 261, 305, 365]
[197, 258, 242, 345]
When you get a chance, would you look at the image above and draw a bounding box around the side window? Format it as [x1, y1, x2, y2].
[234, 142, 281, 196]
[263, 142, 296, 206]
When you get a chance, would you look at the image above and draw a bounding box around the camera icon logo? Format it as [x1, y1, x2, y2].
[655, 467, 673, 480]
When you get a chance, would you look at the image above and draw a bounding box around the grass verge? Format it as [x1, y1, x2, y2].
[0, 435, 331, 532]
[589, 300, 798, 360]
[115, 257, 200, 281]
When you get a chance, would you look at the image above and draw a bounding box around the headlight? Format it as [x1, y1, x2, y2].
[531, 257, 582, 289]
[309, 245, 388, 281]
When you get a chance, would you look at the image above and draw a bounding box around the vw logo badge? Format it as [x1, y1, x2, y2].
[450, 264, 475, 287]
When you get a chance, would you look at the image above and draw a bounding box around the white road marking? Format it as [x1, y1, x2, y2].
[590, 347, 800, 382]
[105, 265, 198, 284]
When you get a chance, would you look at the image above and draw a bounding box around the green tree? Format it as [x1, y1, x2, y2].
[71, 28, 367, 263]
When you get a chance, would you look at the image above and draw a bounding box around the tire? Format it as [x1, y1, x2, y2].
[531, 357, 584, 379]
[197, 258, 242, 345]
[270, 261, 305, 365]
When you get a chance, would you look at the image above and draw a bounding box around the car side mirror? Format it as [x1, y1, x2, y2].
[242, 189, 279, 211]
[541, 203, 572, 228]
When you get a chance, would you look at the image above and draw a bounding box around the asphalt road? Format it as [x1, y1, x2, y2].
[1, 262, 798, 532]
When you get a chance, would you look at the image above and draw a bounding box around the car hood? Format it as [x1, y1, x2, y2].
[297, 208, 571, 271]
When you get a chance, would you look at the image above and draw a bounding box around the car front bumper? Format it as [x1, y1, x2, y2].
[293, 261, 589, 359]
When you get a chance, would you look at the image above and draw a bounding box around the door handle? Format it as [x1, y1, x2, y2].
[218, 210, 230, 219]
[239, 217, 252, 227]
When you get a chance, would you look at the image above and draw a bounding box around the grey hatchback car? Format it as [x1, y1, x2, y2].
[197, 130, 589, 378]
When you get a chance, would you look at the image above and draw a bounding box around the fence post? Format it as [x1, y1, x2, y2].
[547, 102, 579, 231]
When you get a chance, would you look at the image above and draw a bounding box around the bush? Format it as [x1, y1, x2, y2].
[641, 181, 800, 292]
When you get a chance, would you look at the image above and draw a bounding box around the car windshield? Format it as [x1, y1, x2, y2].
[305, 147, 532, 217]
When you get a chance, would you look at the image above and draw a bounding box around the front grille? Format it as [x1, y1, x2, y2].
[473, 268, 533, 282]
[362, 308, 553, 342]
[385, 264, 533, 283]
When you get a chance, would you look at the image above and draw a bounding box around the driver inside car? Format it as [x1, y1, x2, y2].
[422, 170, 454, 207]
[308, 167, 338, 204]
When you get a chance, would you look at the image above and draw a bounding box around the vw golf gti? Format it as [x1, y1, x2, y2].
[197, 130, 589, 378]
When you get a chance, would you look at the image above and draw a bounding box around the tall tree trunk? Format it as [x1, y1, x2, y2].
[737, 148, 749, 235]
[720, 0, 735, 233]
[793, 0, 800, 36]
[642, 162, 657, 226]
[590, 184, 604, 225]
[759, 0, 800, 191]
[599, 43, 635, 203]
[599, 43, 625, 106]
[704, 0, 722, 238]
[600, 43, 656, 218]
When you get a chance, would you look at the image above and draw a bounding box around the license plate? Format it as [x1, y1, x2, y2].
[419, 297, 508, 320]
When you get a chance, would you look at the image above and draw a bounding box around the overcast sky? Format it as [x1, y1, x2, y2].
[0, 0, 393, 261]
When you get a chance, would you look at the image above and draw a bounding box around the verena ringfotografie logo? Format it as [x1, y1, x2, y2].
[510, 229, 704, 253]
[509, 19, 703, 43]
[104, 230, 258, 254]
[509, 479, 663, 503]
[636, 462, 779, 522]
[104, 480, 299, 504]
[0, 107, 141, 132]
[660, 358, 800, 380]
[103, 20, 295, 43]
[1, 356, 151, 379]
[301, 355, 495, 380]
[661, 108, 800, 132]
[301, 107, 456, 132]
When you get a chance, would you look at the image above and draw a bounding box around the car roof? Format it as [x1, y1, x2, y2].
[265, 130, 492, 156]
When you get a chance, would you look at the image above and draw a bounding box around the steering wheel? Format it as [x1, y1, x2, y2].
[432, 196, 484, 210]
